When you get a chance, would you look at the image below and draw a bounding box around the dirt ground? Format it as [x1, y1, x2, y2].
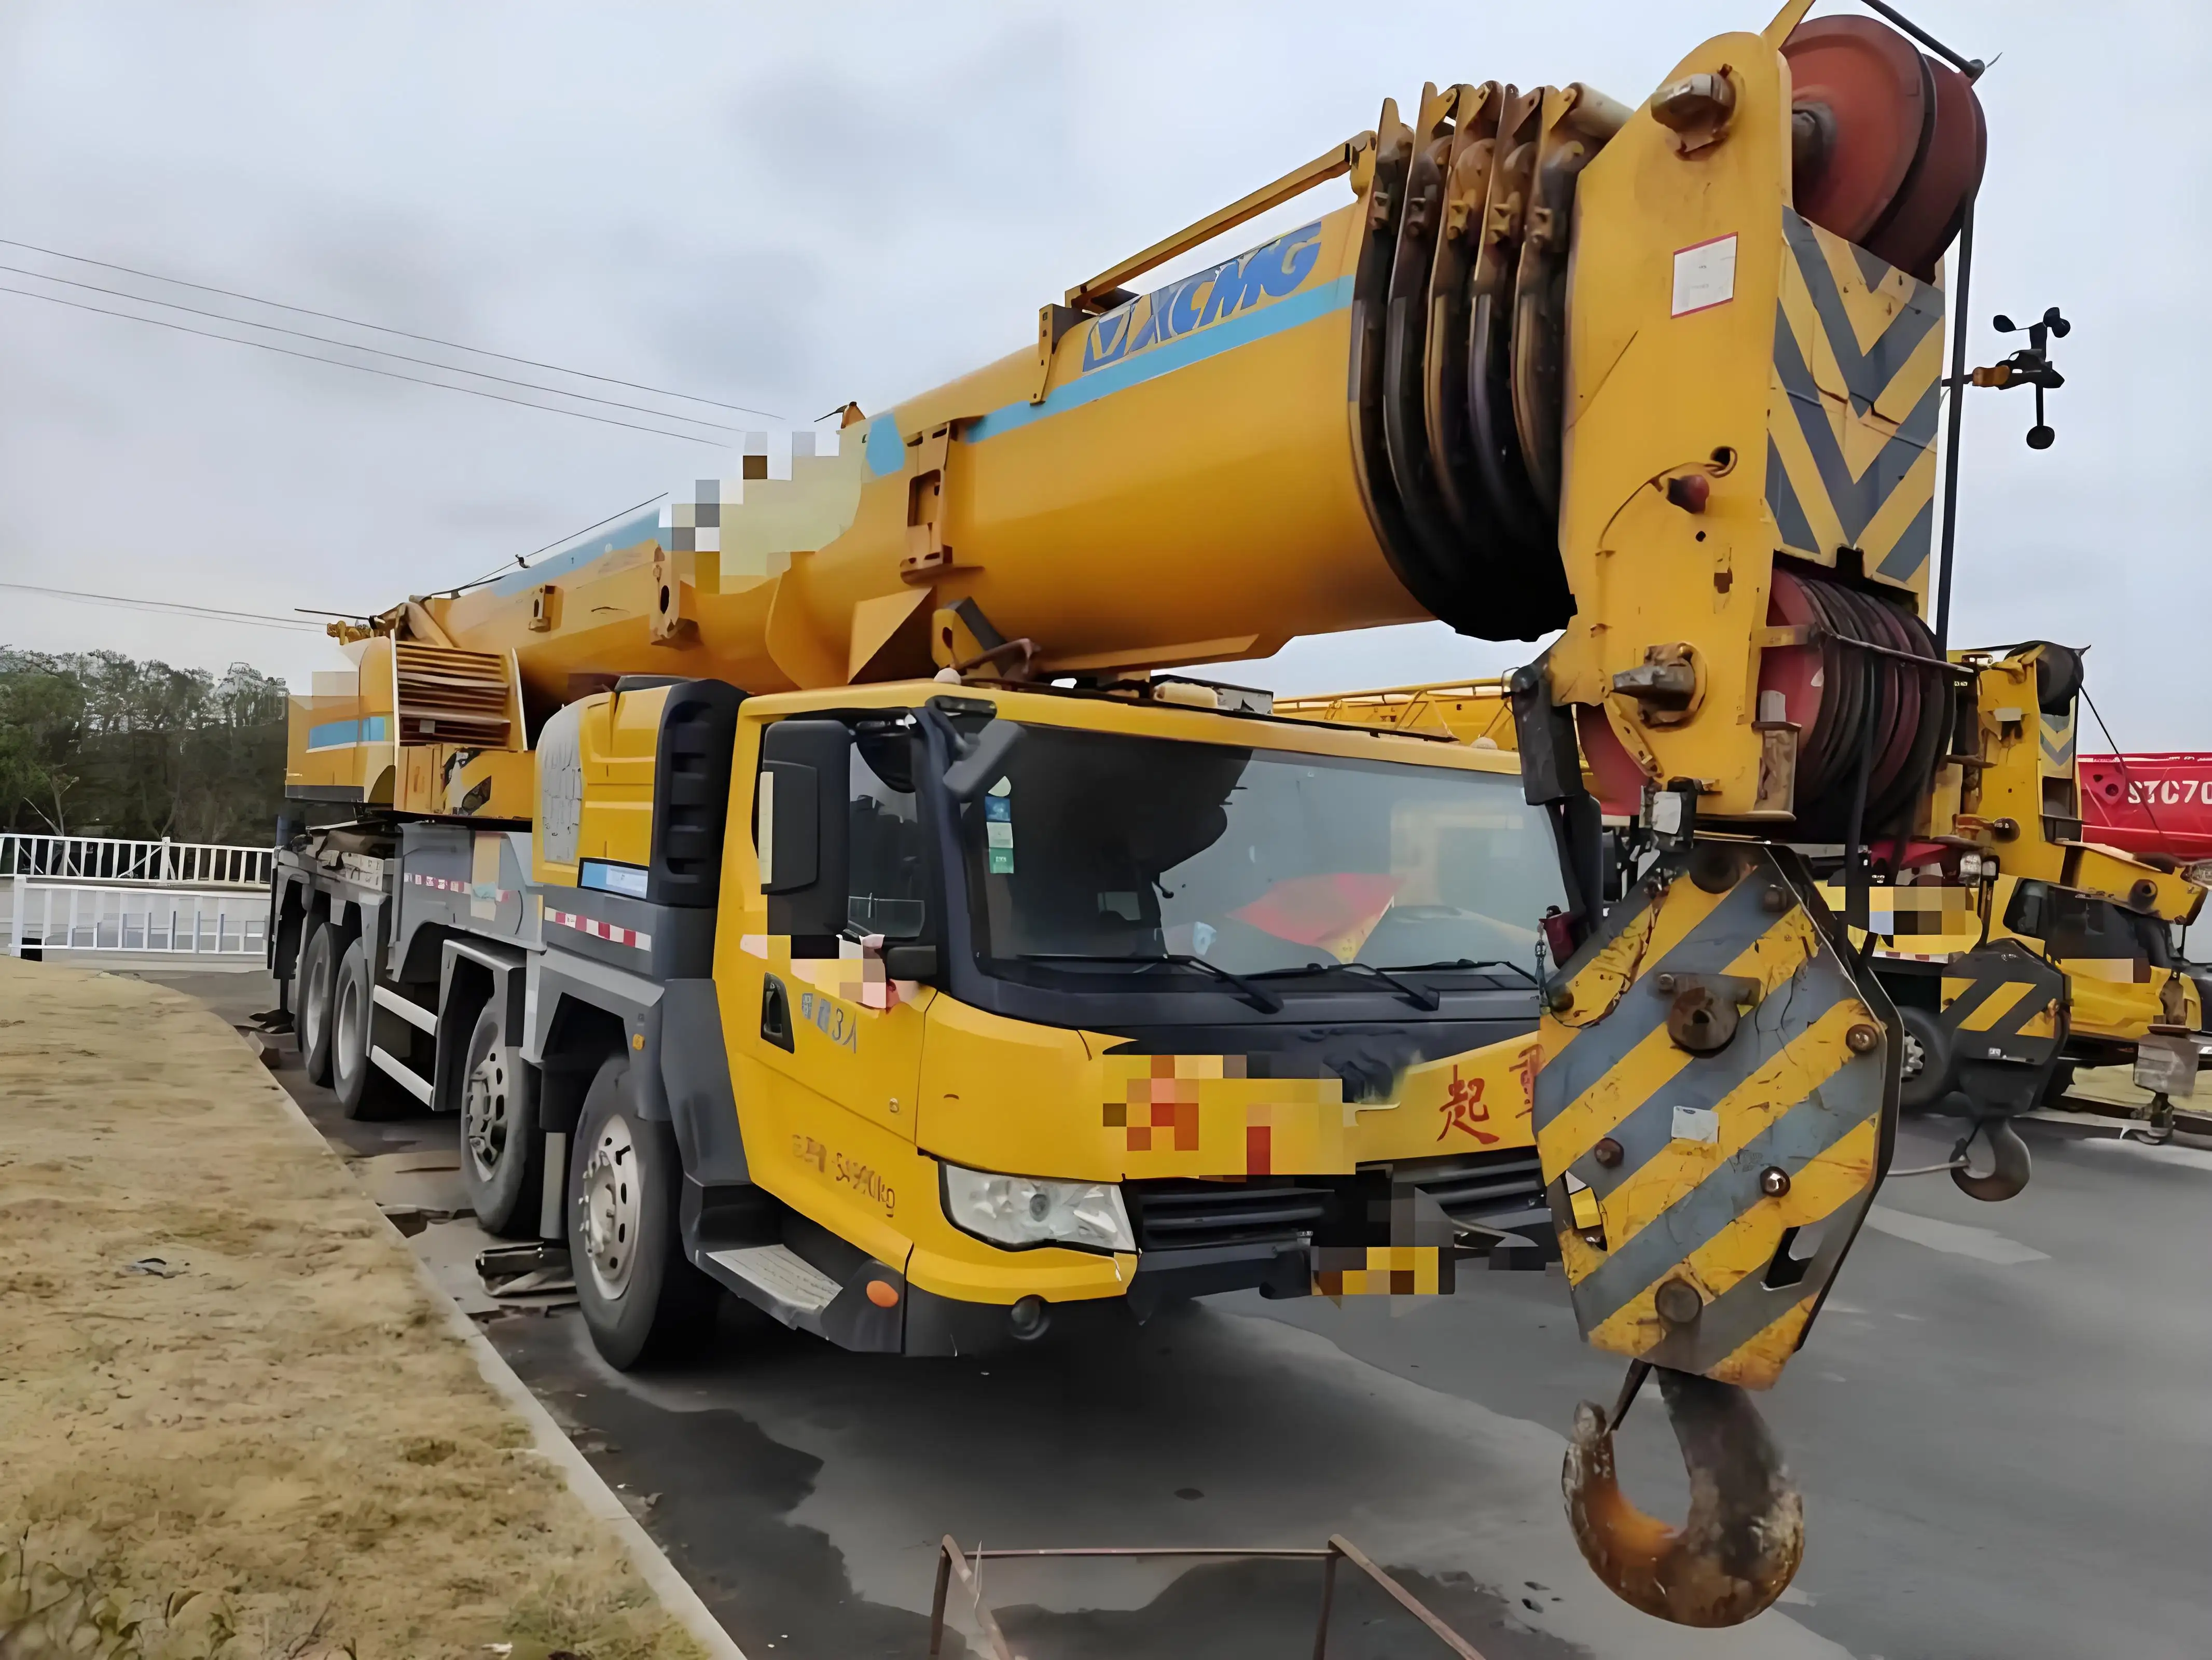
[0, 958, 706, 1660]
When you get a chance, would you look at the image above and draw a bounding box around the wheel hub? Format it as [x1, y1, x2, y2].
[301, 945, 329, 1054]
[463, 1048, 509, 1183]
[577, 1113, 640, 1301]
[334, 969, 361, 1074]
[1900, 1029, 1926, 1081]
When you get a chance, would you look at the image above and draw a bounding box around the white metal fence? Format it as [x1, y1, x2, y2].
[6, 876, 267, 959]
[0, 833, 274, 889]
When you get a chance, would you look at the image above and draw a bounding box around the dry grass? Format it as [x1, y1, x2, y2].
[0, 960, 706, 1660]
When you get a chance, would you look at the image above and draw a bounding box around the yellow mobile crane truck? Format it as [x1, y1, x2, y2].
[272, 1, 2000, 1625]
[1854, 643, 2204, 1109]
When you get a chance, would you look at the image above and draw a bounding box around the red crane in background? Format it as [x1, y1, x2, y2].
[2080, 754, 2212, 874]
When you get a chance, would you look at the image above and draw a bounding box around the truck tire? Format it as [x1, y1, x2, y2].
[459, 1001, 543, 1237]
[1897, 1004, 1953, 1112]
[568, 1054, 716, 1369]
[330, 935, 407, 1121]
[297, 922, 338, 1086]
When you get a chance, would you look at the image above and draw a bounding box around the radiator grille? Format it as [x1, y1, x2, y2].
[1400, 1149, 1546, 1224]
[1126, 1180, 1334, 1251]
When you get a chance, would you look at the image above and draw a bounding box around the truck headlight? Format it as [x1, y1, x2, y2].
[941, 1163, 1136, 1254]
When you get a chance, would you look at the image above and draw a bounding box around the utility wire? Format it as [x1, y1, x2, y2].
[0, 283, 727, 447]
[451, 492, 670, 594]
[0, 234, 785, 420]
[2080, 684, 2171, 850]
[0, 261, 741, 435]
[0, 579, 323, 630]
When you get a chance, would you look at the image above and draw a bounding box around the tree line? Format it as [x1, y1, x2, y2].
[0, 648, 289, 845]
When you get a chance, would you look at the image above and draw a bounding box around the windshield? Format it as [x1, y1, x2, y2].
[956, 723, 1563, 980]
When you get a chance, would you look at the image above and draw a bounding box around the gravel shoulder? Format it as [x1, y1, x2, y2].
[0, 957, 710, 1660]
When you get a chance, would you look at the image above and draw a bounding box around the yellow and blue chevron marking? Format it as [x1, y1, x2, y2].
[1765, 208, 1945, 593]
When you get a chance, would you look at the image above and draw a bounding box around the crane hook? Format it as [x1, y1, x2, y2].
[1563, 1364, 1804, 1627]
[1948, 1114, 2031, 1202]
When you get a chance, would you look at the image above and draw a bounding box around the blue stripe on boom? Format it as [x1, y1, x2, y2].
[487, 508, 668, 597]
[963, 273, 1356, 446]
[306, 715, 388, 751]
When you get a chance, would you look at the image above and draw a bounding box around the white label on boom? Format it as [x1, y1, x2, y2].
[1671, 234, 1737, 317]
[1671, 1104, 1721, 1144]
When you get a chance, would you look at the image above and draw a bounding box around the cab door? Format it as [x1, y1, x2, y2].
[717, 713, 936, 1256]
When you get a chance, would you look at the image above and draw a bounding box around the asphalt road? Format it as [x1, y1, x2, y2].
[149, 967, 2212, 1660]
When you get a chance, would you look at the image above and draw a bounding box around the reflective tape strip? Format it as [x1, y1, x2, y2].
[407, 872, 511, 901]
[546, 909, 653, 951]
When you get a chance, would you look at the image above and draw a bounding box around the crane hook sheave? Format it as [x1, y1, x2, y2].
[1782, 15, 1987, 282]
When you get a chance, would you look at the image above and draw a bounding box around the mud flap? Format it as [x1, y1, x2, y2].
[1535, 843, 1896, 1388]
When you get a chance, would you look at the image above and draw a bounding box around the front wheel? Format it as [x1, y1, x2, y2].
[458, 1002, 542, 1237]
[568, 1055, 715, 1369]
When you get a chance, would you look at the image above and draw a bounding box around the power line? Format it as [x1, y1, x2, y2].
[452, 492, 670, 593]
[2080, 683, 2170, 849]
[0, 579, 323, 630]
[0, 261, 742, 435]
[0, 283, 727, 446]
[0, 234, 785, 420]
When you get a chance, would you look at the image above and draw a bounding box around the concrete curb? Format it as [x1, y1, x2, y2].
[405, 1250, 752, 1660]
[244, 1038, 750, 1660]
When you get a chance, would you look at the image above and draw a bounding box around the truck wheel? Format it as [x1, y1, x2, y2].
[330, 936, 406, 1121]
[297, 922, 338, 1086]
[1897, 1005, 1953, 1112]
[568, 1054, 715, 1369]
[459, 1002, 542, 1237]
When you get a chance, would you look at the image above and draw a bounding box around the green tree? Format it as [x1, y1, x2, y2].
[0, 649, 288, 843]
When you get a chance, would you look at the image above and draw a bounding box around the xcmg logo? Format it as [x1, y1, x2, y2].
[1080, 220, 1326, 375]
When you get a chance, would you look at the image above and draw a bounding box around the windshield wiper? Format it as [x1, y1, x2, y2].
[1378, 957, 1541, 987]
[1251, 960, 1440, 1011]
[1013, 951, 1283, 1013]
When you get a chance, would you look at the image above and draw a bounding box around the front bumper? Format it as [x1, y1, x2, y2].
[690, 1149, 1554, 1357]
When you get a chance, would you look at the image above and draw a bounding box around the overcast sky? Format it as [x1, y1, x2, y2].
[3, 2, 2206, 745]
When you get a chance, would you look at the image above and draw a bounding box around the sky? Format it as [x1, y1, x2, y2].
[2, 2, 2206, 747]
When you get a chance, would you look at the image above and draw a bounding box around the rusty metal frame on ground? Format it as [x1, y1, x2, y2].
[925, 1535, 1487, 1660]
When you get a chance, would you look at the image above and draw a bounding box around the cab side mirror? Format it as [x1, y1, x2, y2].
[943, 718, 1022, 801]
[758, 719, 850, 939]
[882, 943, 938, 980]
